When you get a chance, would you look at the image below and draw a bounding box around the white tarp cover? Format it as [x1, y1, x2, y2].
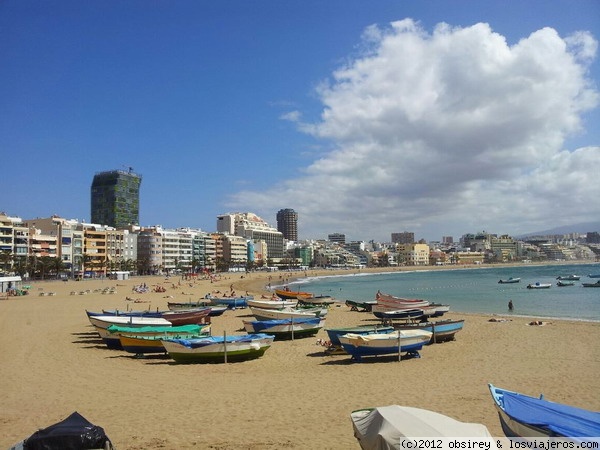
[351, 405, 492, 450]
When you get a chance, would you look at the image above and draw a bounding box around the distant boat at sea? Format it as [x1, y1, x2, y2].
[498, 277, 520, 284]
[556, 275, 580, 281]
[582, 280, 600, 288]
[526, 282, 552, 289]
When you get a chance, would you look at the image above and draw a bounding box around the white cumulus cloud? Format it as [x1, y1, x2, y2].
[229, 19, 599, 241]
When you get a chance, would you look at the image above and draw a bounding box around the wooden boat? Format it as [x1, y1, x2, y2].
[372, 308, 425, 320]
[274, 288, 312, 300]
[582, 280, 600, 287]
[247, 298, 298, 309]
[345, 299, 378, 312]
[375, 291, 430, 309]
[118, 326, 212, 354]
[498, 277, 521, 284]
[167, 300, 209, 310]
[160, 308, 211, 325]
[338, 329, 432, 362]
[556, 275, 580, 281]
[488, 384, 600, 442]
[351, 405, 491, 449]
[249, 306, 328, 321]
[100, 323, 206, 350]
[297, 295, 335, 306]
[325, 324, 394, 348]
[526, 282, 552, 289]
[274, 287, 312, 299]
[393, 319, 465, 344]
[161, 333, 274, 363]
[556, 280, 575, 287]
[88, 315, 172, 331]
[243, 317, 325, 340]
[206, 295, 252, 309]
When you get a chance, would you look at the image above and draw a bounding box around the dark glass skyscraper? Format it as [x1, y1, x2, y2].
[276, 208, 298, 241]
[91, 169, 142, 228]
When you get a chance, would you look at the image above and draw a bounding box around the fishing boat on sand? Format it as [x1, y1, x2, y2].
[345, 299, 378, 312]
[247, 298, 298, 309]
[249, 305, 328, 321]
[338, 329, 432, 362]
[274, 288, 312, 300]
[351, 405, 491, 450]
[243, 317, 325, 340]
[325, 325, 394, 348]
[297, 295, 335, 306]
[205, 295, 252, 309]
[118, 324, 212, 354]
[393, 319, 465, 344]
[488, 384, 600, 442]
[498, 277, 521, 284]
[98, 323, 206, 350]
[161, 333, 274, 363]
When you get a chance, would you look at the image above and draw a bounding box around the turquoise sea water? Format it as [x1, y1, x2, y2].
[288, 263, 600, 322]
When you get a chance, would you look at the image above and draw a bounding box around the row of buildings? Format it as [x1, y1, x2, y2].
[1, 169, 598, 279]
[1, 210, 598, 280]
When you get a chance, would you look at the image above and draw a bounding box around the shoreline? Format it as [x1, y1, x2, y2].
[1, 265, 599, 449]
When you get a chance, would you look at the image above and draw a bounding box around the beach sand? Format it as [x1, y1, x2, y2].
[1, 268, 599, 449]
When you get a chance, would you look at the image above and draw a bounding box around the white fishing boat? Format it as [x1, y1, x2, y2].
[249, 306, 328, 321]
[338, 329, 432, 362]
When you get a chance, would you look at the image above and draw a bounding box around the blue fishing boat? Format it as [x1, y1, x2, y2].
[206, 295, 252, 309]
[325, 324, 394, 347]
[243, 317, 325, 340]
[394, 319, 465, 344]
[338, 329, 432, 362]
[488, 384, 600, 443]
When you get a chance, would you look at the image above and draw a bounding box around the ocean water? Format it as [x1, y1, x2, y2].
[289, 263, 600, 322]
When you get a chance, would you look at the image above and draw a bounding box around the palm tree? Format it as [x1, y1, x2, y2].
[0, 250, 12, 274]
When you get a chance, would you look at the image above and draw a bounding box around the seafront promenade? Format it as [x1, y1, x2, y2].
[1, 266, 599, 449]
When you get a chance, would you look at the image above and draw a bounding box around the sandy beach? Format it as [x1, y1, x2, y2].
[1, 267, 599, 449]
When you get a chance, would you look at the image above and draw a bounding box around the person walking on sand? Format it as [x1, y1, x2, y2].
[508, 299, 514, 311]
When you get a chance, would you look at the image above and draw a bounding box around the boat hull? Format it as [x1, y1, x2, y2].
[394, 319, 465, 344]
[162, 334, 274, 363]
[243, 318, 325, 340]
[488, 384, 600, 442]
[339, 330, 432, 361]
[249, 306, 328, 321]
[326, 325, 394, 347]
[207, 296, 252, 309]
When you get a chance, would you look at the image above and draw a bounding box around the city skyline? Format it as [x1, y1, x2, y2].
[1, 1, 599, 242]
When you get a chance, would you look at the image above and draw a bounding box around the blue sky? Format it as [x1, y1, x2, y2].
[1, 1, 599, 242]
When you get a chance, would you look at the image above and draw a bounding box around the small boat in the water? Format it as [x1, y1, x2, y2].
[556, 280, 575, 287]
[498, 277, 521, 284]
[526, 283, 552, 289]
[556, 275, 580, 281]
[582, 280, 600, 287]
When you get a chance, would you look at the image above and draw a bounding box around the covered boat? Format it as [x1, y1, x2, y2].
[488, 384, 600, 442]
[162, 333, 274, 363]
[243, 317, 325, 340]
[351, 405, 491, 450]
[10, 411, 113, 450]
[338, 329, 432, 362]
